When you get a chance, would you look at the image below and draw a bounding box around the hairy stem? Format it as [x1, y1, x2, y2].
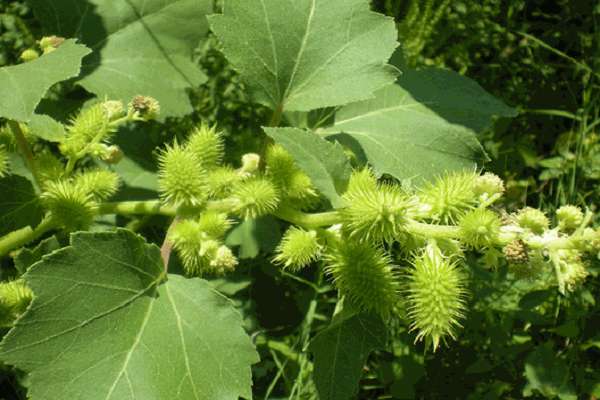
[62, 110, 138, 179]
[161, 217, 180, 272]
[0, 216, 56, 259]
[271, 205, 343, 229]
[98, 200, 178, 216]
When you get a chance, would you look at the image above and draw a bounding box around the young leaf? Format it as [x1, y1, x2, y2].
[306, 300, 388, 400]
[208, 0, 399, 112]
[0, 229, 259, 400]
[27, 0, 213, 121]
[0, 175, 45, 238]
[0, 39, 91, 122]
[264, 127, 350, 207]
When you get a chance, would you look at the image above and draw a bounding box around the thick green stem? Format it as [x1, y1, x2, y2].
[0, 216, 56, 259]
[405, 221, 461, 239]
[271, 205, 342, 229]
[8, 119, 44, 190]
[98, 200, 177, 217]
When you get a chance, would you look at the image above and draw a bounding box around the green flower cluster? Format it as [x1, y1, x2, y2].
[272, 167, 598, 351]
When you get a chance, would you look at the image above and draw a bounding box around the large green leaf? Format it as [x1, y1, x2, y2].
[319, 69, 518, 185]
[0, 229, 259, 400]
[264, 127, 351, 207]
[0, 40, 91, 122]
[208, 0, 399, 112]
[306, 300, 388, 400]
[0, 175, 45, 239]
[28, 0, 212, 121]
[523, 346, 577, 400]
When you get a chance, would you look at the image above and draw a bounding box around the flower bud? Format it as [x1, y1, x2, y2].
[64, 103, 107, 150]
[239, 153, 260, 176]
[472, 172, 504, 201]
[499, 209, 518, 226]
[209, 245, 238, 276]
[266, 143, 296, 179]
[186, 123, 224, 170]
[273, 227, 322, 271]
[266, 144, 320, 210]
[555, 249, 589, 292]
[345, 168, 377, 194]
[556, 205, 583, 232]
[102, 100, 125, 122]
[516, 207, 549, 235]
[582, 228, 600, 257]
[196, 210, 233, 238]
[502, 239, 530, 265]
[35, 152, 64, 183]
[39, 36, 53, 52]
[339, 173, 416, 244]
[0, 279, 34, 315]
[207, 166, 242, 198]
[170, 220, 237, 276]
[72, 169, 121, 201]
[458, 208, 501, 249]
[42, 180, 98, 232]
[418, 169, 479, 224]
[39, 36, 64, 54]
[231, 175, 279, 219]
[157, 140, 208, 206]
[101, 145, 124, 164]
[324, 241, 400, 318]
[403, 244, 468, 352]
[130, 95, 160, 120]
[20, 49, 39, 62]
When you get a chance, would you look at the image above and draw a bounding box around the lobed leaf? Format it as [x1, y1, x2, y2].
[209, 0, 399, 112]
[0, 229, 259, 400]
[319, 69, 518, 185]
[0, 39, 91, 122]
[28, 0, 213, 121]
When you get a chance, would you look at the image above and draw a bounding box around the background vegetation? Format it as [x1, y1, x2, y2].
[1, 0, 599, 399]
